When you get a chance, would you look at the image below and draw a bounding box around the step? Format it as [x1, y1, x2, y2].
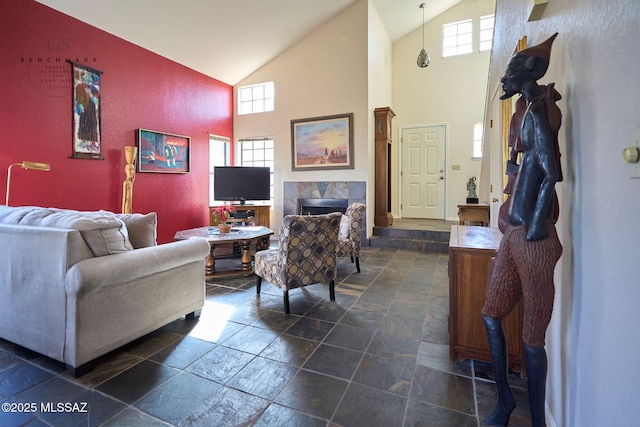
[369, 226, 450, 254]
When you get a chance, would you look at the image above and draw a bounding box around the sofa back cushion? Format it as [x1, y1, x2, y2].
[0, 206, 133, 257]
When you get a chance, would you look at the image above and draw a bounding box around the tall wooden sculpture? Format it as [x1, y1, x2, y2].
[122, 146, 137, 214]
[482, 33, 562, 427]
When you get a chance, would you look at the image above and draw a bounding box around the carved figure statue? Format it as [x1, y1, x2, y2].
[122, 146, 137, 214]
[482, 33, 562, 427]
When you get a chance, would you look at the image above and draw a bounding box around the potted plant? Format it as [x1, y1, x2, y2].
[211, 205, 235, 233]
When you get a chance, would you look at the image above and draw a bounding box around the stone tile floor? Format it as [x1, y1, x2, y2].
[0, 245, 531, 426]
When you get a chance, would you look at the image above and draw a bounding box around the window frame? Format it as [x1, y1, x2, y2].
[238, 137, 275, 207]
[238, 82, 274, 115]
[442, 18, 473, 58]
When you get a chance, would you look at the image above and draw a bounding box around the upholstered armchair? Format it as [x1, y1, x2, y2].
[336, 203, 366, 273]
[254, 212, 341, 314]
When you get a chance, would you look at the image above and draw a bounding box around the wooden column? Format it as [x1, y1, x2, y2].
[374, 107, 395, 227]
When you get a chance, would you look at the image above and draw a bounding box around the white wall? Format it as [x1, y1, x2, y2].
[392, 0, 495, 221]
[234, 0, 369, 235]
[367, 0, 393, 230]
[488, 1, 640, 425]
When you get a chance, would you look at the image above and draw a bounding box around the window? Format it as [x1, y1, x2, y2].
[473, 123, 483, 159]
[442, 19, 473, 57]
[239, 137, 274, 206]
[238, 82, 274, 115]
[479, 14, 495, 51]
[209, 135, 231, 205]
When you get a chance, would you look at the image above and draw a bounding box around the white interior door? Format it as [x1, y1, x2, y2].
[401, 125, 446, 219]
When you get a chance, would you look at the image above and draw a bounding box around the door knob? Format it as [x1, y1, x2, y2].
[492, 198, 499, 202]
[440, 176, 444, 180]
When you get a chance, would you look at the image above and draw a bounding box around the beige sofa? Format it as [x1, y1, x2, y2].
[0, 205, 210, 376]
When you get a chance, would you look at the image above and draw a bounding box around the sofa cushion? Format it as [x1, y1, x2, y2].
[0, 206, 133, 257]
[104, 211, 157, 249]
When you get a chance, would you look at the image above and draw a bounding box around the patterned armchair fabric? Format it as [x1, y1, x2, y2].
[336, 203, 366, 273]
[254, 212, 341, 314]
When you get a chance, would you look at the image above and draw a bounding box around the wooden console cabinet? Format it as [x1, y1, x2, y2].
[209, 205, 271, 228]
[448, 225, 524, 374]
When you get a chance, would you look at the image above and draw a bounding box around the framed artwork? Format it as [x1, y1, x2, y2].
[291, 113, 354, 171]
[70, 61, 104, 159]
[137, 129, 191, 173]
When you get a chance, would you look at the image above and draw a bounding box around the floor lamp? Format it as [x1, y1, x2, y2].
[5, 161, 51, 206]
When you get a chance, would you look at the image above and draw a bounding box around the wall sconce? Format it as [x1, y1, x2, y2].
[417, 3, 430, 68]
[528, 0, 549, 22]
[5, 161, 51, 206]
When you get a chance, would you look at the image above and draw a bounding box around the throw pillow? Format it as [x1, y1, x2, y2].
[339, 215, 351, 239]
[112, 212, 157, 249]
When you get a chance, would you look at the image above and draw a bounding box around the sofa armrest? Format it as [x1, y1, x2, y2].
[66, 238, 210, 295]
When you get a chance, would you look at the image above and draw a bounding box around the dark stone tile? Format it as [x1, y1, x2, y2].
[149, 336, 216, 369]
[254, 403, 326, 427]
[421, 318, 450, 345]
[473, 360, 528, 390]
[122, 329, 184, 358]
[352, 293, 393, 313]
[0, 351, 22, 373]
[387, 300, 428, 320]
[475, 378, 532, 426]
[12, 377, 84, 407]
[100, 408, 168, 426]
[0, 362, 53, 398]
[39, 390, 127, 427]
[0, 403, 36, 427]
[404, 398, 477, 427]
[303, 344, 362, 380]
[222, 325, 279, 355]
[323, 324, 373, 352]
[162, 315, 245, 344]
[353, 353, 414, 396]
[367, 330, 420, 358]
[274, 370, 348, 419]
[339, 309, 384, 332]
[379, 314, 424, 340]
[411, 365, 475, 415]
[179, 385, 268, 426]
[186, 345, 254, 384]
[135, 371, 220, 424]
[96, 360, 178, 404]
[305, 301, 348, 323]
[394, 290, 430, 306]
[285, 318, 335, 342]
[226, 356, 297, 400]
[333, 382, 407, 427]
[227, 303, 267, 325]
[250, 310, 302, 332]
[416, 341, 472, 377]
[63, 351, 143, 389]
[260, 335, 318, 367]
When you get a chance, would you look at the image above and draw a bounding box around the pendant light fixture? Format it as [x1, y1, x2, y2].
[417, 3, 430, 68]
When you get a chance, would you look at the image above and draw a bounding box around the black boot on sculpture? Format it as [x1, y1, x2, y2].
[483, 315, 516, 426]
[524, 344, 547, 427]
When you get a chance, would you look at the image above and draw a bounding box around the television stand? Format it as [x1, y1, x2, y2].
[210, 205, 270, 228]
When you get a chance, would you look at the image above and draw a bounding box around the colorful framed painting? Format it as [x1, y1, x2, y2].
[70, 61, 104, 159]
[137, 129, 191, 173]
[291, 113, 354, 171]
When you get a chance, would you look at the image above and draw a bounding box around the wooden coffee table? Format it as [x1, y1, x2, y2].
[174, 226, 273, 279]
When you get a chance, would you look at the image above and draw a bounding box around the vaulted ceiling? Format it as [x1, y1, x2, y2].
[36, 0, 462, 85]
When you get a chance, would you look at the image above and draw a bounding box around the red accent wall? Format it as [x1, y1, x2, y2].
[0, 0, 233, 243]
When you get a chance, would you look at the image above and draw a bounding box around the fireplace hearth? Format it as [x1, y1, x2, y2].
[297, 198, 348, 215]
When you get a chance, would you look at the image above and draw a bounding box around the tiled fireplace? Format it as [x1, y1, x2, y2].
[283, 181, 366, 216]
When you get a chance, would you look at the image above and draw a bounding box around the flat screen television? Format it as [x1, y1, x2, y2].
[213, 166, 270, 205]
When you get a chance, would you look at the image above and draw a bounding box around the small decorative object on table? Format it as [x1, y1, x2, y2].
[211, 205, 235, 233]
[466, 176, 478, 204]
